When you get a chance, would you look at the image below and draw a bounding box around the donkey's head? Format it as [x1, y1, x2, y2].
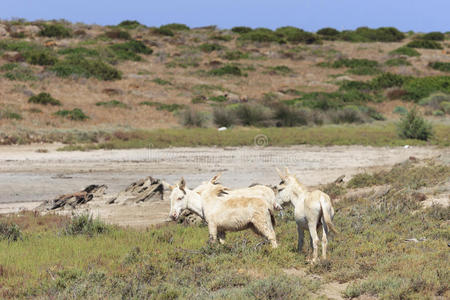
[168, 178, 188, 220]
[274, 167, 301, 206]
[194, 173, 221, 195]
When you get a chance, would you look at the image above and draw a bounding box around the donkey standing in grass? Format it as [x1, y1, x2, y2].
[169, 178, 278, 248]
[194, 174, 283, 211]
[275, 168, 337, 263]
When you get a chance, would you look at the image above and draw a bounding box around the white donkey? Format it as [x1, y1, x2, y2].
[194, 174, 282, 211]
[169, 178, 278, 248]
[275, 168, 337, 263]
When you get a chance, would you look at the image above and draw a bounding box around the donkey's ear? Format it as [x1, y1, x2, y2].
[275, 167, 285, 180]
[210, 173, 222, 184]
[284, 167, 291, 175]
[179, 177, 186, 191]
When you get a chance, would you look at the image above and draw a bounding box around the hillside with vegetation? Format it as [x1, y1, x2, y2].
[0, 20, 449, 147]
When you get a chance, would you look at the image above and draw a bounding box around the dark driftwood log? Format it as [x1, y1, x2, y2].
[108, 176, 164, 204]
[37, 185, 107, 211]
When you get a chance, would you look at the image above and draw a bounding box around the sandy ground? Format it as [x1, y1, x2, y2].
[0, 143, 447, 227]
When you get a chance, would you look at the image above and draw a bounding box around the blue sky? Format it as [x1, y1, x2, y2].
[2, 0, 449, 32]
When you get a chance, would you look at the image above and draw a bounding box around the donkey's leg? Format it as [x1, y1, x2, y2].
[307, 221, 320, 264]
[321, 217, 329, 260]
[296, 222, 304, 253]
[218, 231, 226, 244]
[253, 214, 278, 248]
[208, 223, 218, 244]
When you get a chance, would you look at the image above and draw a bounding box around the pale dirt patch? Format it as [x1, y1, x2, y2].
[0, 144, 446, 228]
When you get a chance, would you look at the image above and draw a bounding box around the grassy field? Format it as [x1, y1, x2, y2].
[55, 123, 450, 151]
[1, 159, 449, 299]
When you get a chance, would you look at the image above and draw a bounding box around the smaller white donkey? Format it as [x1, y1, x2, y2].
[275, 167, 338, 263]
[169, 178, 278, 248]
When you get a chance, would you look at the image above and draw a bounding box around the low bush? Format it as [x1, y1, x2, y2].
[58, 47, 99, 57]
[393, 106, 408, 115]
[406, 40, 443, 49]
[152, 77, 171, 85]
[402, 76, 450, 101]
[210, 34, 232, 41]
[109, 40, 153, 61]
[234, 103, 272, 126]
[26, 48, 58, 66]
[159, 23, 190, 31]
[39, 23, 72, 38]
[180, 108, 208, 127]
[222, 50, 249, 60]
[389, 46, 420, 57]
[208, 64, 243, 76]
[421, 31, 445, 41]
[198, 43, 224, 53]
[370, 72, 406, 90]
[213, 106, 236, 127]
[273, 104, 308, 126]
[231, 26, 253, 34]
[276, 26, 319, 44]
[152, 27, 174, 36]
[239, 28, 281, 43]
[317, 27, 340, 37]
[0, 222, 22, 242]
[63, 214, 110, 237]
[117, 20, 142, 30]
[339, 27, 405, 42]
[323, 58, 380, 75]
[28, 92, 61, 106]
[397, 107, 433, 140]
[267, 65, 293, 75]
[419, 92, 450, 113]
[1, 63, 36, 81]
[95, 100, 128, 108]
[105, 29, 131, 40]
[50, 55, 121, 80]
[385, 57, 411, 66]
[140, 101, 184, 112]
[428, 61, 450, 72]
[209, 95, 227, 102]
[330, 106, 366, 124]
[54, 108, 89, 121]
[0, 108, 22, 120]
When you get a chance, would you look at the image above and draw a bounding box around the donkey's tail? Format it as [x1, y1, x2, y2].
[319, 194, 338, 235]
[269, 208, 276, 227]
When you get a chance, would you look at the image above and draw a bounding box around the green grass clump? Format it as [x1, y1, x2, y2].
[198, 43, 224, 53]
[222, 50, 249, 60]
[26, 48, 58, 66]
[420, 31, 445, 41]
[429, 61, 450, 72]
[210, 34, 232, 41]
[389, 46, 421, 57]
[58, 47, 99, 57]
[39, 23, 72, 38]
[239, 28, 281, 43]
[208, 64, 243, 76]
[152, 27, 174, 36]
[104, 29, 131, 40]
[152, 77, 171, 85]
[209, 95, 227, 102]
[406, 40, 443, 49]
[117, 20, 142, 30]
[54, 108, 89, 121]
[139, 101, 184, 112]
[213, 106, 236, 127]
[62, 214, 110, 237]
[95, 100, 128, 108]
[109, 40, 153, 61]
[419, 92, 450, 114]
[267, 65, 293, 75]
[159, 23, 190, 31]
[231, 26, 253, 34]
[0, 222, 22, 242]
[397, 107, 433, 141]
[50, 55, 121, 80]
[234, 104, 272, 126]
[1, 63, 36, 81]
[385, 57, 411, 66]
[402, 76, 450, 101]
[28, 92, 61, 106]
[393, 106, 408, 115]
[317, 27, 340, 37]
[321, 58, 380, 75]
[0, 108, 22, 120]
[370, 72, 406, 90]
[339, 27, 405, 42]
[180, 108, 208, 127]
[275, 26, 319, 44]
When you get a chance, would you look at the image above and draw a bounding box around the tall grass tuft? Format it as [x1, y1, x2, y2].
[62, 214, 110, 237]
[397, 107, 433, 141]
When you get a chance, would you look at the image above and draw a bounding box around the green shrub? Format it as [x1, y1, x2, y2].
[332, 58, 379, 69]
[317, 27, 340, 36]
[152, 78, 171, 85]
[191, 96, 207, 104]
[180, 108, 208, 127]
[441, 101, 450, 114]
[39, 23, 72, 38]
[222, 50, 248, 60]
[26, 49, 58, 65]
[239, 28, 280, 43]
[419, 92, 450, 112]
[406, 40, 442, 49]
[28, 92, 61, 106]
[234, 104, 271, 126]
[95, 100, 128, 108]
[268, 65, 293, 75]
[0, 222, 22, 242]
[389, 46, 420, 57]
[428, 61, 450, 72]
[273, 104, 308, 126]
[54, 108, 89, 121]
[421, 31, 445, 41]
[339, 27, 405, 42]
[402, 76, 450, 101]
[152, 27, 174, 36]
[385, 57, 411, 66]
[51, 56, 121, 80]
[276, 26, 319, 44]
[63, 214, 109, 237]
[198, 43, 224, 53]
[209, 95, 227, 102]
[397, 107, 433, 140]
[231, 26, 252, 34]
[330, 106, 366, 124]
[109, 40, 153, 61]
[213, 106, 237, 127]
[117, 20, 142, 30]
[58, 47, 99, 57]
[140, 101, 184, 112]
[208, 64, 243, 76]
[159, 23, 190, 31]
[0, 109, 22, 120]
[105, 29, 131, 40]
[1, 63, 36, 81]
[210, 34, 232, 41]
[371, 73, 406, 90]
[393, 106, 408, 115]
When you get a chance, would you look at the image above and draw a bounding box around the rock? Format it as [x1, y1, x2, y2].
[109, 176, 164, 204]
[36, 185, 107, 211]
[343, 185, 391, 201]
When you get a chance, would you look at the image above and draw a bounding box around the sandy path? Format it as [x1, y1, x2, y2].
[0, 143, 446, 225]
